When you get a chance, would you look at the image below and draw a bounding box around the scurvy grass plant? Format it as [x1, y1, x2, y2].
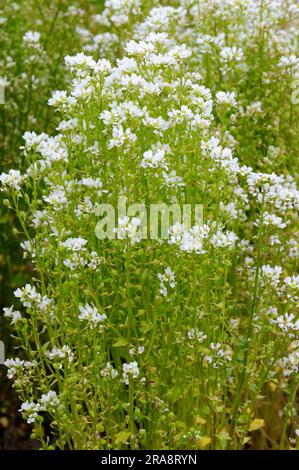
[1, 0, 299, 450]
[0, 0, 97, 307]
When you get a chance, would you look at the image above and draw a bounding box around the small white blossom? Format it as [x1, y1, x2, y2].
[114, 216, 142, 244]
[23, 31, 40, 44]
[122, 361, 139, 384]
[216, 91, 237, 107]
[158, 267, 176, 298]
[0, 170, 23, 191]
[3, 306, 22, 325]
[79, 303, 107, 326]
[61, 237, 88, 252]
[101, 362, 118, 379]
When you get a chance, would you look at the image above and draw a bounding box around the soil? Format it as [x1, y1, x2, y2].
[0, 369, 39, 450]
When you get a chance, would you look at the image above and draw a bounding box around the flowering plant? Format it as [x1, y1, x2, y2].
[1, 0, 299, 450]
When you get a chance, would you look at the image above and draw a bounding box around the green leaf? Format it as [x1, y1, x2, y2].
[114, 431, 131, 445]
[249, 418, 265, 432]
[113, 338, 129, 347]
[197, 436, 211, 449]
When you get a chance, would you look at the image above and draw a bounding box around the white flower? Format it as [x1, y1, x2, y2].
[3, 306, 22, 325]
[162, 171, 183, 188]
[187, 329, 207, 344]
[79, 304, 107, 326]
[261, 265, 282, 288]
[168, 105, 193, 125]
[108, 125, 137, 149]
[43, 189, 67, 207]
[65, 52, 96, 71]
[158, 267, 176, 298]
[211, 229, 238, 249]
[168, 223, 210, 254]
[48, 90, 68, 107]
[22, 131, 49, 150]
[216, 91, 237, 107]
[115, 57, 138, 72]
[79, 178, 102, 189]
[262, 212, 287, 229]
[40, 391, 60, 409]
[278, 55, 299, 69]
[45, 346, 74, 363]
[88, 251, 102, 270]
[278, 349, 299, 377]
[142, 114, 169, 135]
[101, 362, 118, 379]
[284, 275, 299, 291]
[170, 44, 192, 60]
[141, 148, 167, 169]
[14, 284, 41, 308]
[13, 285, 53, 316]
[0, 170, 23, 191]
[220, 46, 243, 63]
[4, 358, 35, 379]
[23, 31, 40, 44]
[19, 401, 41, 424]
[205, 343, 232, 368]
[94, 58, 112, 74]
[125, 40, 155, 56]
[61, 237, 88, 252]
[57, 118, 78, 131]
[114, 216, 142, 244]
[220, 202, 239, 220]
[129, 345, 145, 356]
[122, 361, 139, 384]
[272, 313, 299, 338]
[19, 392, 59, 423]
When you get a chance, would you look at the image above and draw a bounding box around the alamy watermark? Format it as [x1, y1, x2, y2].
[95, 196, 203, 240]
[0, 340, 5, 364]
[291, 69, 299, 105]
[0, 78, 6, 105]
